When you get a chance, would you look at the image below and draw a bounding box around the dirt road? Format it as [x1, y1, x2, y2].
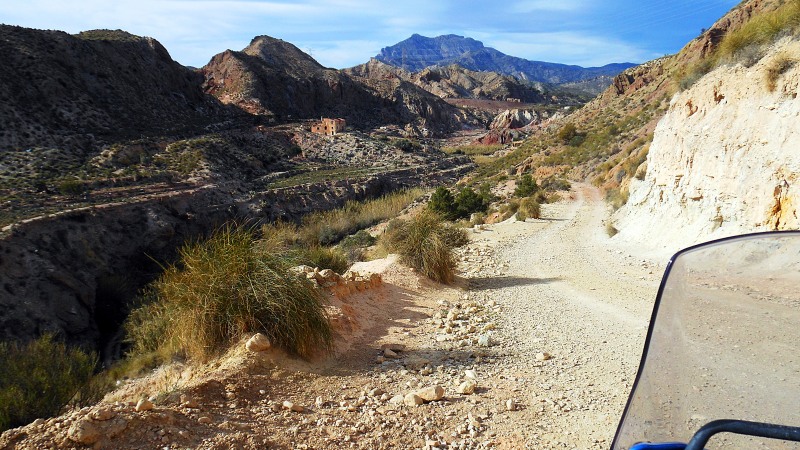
[470, 184, 664, 448]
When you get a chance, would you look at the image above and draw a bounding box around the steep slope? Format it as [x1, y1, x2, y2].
[0, 26, 232, 153]
[612, 37, 800, 256]
[375, 34, 636, 84]
[202, 36, 476, 134]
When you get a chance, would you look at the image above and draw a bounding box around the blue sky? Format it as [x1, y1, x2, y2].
[0, 0, 739, 69]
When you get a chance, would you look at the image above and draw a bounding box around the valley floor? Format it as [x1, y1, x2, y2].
[0, 185, 667, 450]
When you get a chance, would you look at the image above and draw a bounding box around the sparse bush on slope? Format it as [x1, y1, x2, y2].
[126, 226, 332, 360]
[0, 335, 96, 432]
[383, 210, 467, 284]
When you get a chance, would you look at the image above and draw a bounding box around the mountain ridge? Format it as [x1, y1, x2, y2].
[375, 33, 637, 84]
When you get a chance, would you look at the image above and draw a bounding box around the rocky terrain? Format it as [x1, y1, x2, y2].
[0, 185, 664, 450]
[202, 36, 480, 135]
[0, 26, 236, 153]
[0, 149, 473, 351]
[375, 34, 636, 87]
[345, 59, 588, 106]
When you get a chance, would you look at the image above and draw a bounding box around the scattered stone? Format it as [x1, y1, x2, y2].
[283, 401, 304, 412]
[198, 416, 212, 424]
[246, 333, 272, 352]
[389, 394, 405, 405]
[458, 380, 477, 395]
[415, 385, 445, 402]
[477, 335, 494, 347]
[383, 348, 399, 358]
[135, 399, 154, 412]
[91, 407, 116, 421]
[464, 369, 478, 380]
[369, 388, 385, 397]
[506, 399, 516, 411]
[67, 419, 101, 445]
[381, 343, 406, 352]
[536, 352, 552, 361]
[404, 393, 424, 407]
[180, 394, 199, 409]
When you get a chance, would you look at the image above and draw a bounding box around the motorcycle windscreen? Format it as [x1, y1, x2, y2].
[612, 232, 800, 449]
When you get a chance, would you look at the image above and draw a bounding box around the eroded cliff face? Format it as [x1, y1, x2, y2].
[613, 38, 800, 257]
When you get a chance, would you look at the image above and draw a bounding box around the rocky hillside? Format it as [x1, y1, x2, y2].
[202, 36, 478, 134]
[613, 36, 800, 256]
[375, 34, 636, 85]
[0, 26, 234, 153]
[476, 0, 787, 191]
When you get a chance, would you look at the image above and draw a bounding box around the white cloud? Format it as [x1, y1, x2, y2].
[474, 31, 650, 66]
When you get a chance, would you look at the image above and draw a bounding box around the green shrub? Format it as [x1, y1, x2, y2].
[57, 179, 85, 196]
[0, 335, 96, 432]
[125, 226, 332, 360]
[297, 245, 350, 274]
[557, 123, 577, 144]
[454, 187, 486, 219]
[340, 230, 377, 249]
[514, 174, 539, 198]
[606, 187, 630, 211]
[394, 139, 422, 152]
[718, 1, 800, 63]
[516, 197, 541, 221]
[383, 210, 459, 284]
[540, 176, 571, 191]
[429, 186, 456, 219]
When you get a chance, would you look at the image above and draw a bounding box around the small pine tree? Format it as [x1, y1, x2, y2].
[514, 174, 539, 198]
[454, 187, 485, 219]
[429, 187, 456, 219]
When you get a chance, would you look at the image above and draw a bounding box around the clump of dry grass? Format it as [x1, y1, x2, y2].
[765, 52, 797, 91]
[383, 210, 466, 284]
[299, 189, 423, 246]
[125, 225, 332, 360]
[516, 197, 541, 221]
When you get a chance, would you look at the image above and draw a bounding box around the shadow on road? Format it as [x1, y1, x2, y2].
[465, 276, 561, 291]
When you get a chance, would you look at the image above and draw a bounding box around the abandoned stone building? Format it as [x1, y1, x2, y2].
[311, 118, 346, 135]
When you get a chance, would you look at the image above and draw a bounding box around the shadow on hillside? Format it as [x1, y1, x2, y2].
[466, 276, 560, 291]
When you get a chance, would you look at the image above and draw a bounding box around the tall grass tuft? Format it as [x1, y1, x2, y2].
[300, 189, 423, 246]
[516, 197, 541, 221]
[0, 335, 96, 432]
[383, 210, 465, 284]
[718, 0, 800, 63]
[125, 226, 332, 360]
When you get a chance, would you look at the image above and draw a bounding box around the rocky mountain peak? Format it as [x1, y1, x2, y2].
[243, 34, 324, 71]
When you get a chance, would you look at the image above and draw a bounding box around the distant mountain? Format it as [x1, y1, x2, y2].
[375, 34, 636, 85]
[345, 59, 589, 106]
[202, 35, 479, 133]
